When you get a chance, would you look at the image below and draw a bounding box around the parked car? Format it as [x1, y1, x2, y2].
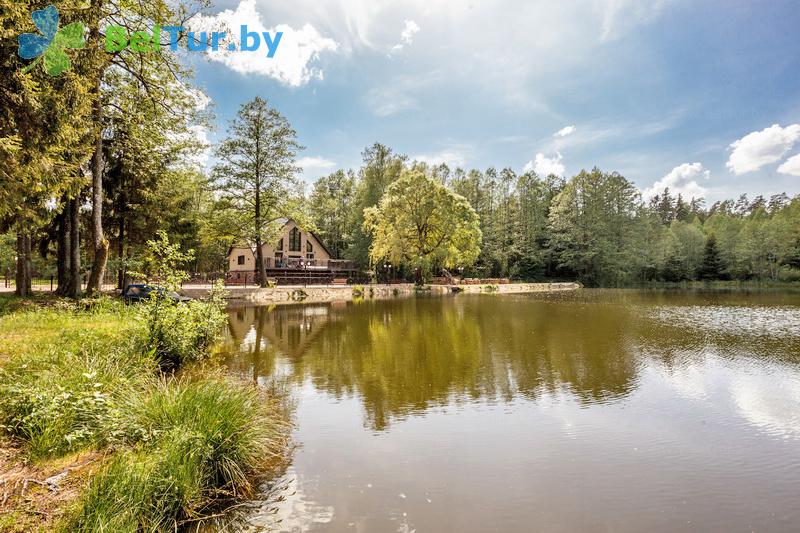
[122, 284, 192, 303]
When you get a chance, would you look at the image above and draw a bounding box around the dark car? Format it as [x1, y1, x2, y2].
[122, 284, 192, 303]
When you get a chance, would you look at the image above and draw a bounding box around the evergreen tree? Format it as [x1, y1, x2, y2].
[698, 234, 724, 280]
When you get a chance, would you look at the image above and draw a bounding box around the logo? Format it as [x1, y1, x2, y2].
[18, 5, 86, 77]
[17, 5, 282, 77]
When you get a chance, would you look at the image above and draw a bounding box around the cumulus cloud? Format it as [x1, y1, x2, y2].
[390, 19, 421, 52]
[726, 124, 800, 175]
[190, 0, 338, 86]
[777, 153, 800, 177]
[643, 162, 709, 200]
[412, 150, 467, 168]
[524, 152, 565, 177]
[297, 156, 337, 179]
[554, 125, 576, 137]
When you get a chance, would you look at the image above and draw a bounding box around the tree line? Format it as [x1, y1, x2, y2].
[308, 146, 800, 286]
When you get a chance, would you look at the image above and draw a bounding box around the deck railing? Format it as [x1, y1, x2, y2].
[265, 258, 355, 271]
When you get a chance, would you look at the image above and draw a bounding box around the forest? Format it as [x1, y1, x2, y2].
[2, 1, 799, 292]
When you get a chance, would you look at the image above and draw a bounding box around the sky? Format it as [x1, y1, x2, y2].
[183, 0, 800, 203]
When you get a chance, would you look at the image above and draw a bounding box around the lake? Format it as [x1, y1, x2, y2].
[219, 290, 800, 532]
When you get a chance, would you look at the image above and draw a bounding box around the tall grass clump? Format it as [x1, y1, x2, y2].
[63, 376, 289, 531]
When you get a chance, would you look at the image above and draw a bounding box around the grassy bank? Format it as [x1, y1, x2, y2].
[0, 296, 289, 531]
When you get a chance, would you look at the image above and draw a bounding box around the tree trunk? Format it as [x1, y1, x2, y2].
[55, 201, 69, 295]
[117, 202, 125, 290]
[86, 103, 108, 294]
[15, 231, 32, 297]
[254, 169, 267, 287]
[86, 7, 108, 296]
[68, 197, 81, 297]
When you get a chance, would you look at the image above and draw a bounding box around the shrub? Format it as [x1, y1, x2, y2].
[143, 283, 227, 369]
[63, 376, 289, 531]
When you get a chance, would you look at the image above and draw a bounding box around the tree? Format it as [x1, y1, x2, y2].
[308, 170, 355, 258]
[213, 97, 302, 287]
[0, 1, 94, 296]
[348, 143, 406, 268]
[363, 169, 481, 280]
[81, 0, 208, 294]
[698, 234, 724, 280]
[548, 168, 642, 286]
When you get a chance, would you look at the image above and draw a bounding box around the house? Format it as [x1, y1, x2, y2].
[226, 218, 355, 284]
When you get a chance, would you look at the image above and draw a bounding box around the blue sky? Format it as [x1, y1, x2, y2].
[186, 0, 800, 202]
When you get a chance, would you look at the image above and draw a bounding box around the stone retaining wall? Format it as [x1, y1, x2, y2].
[182, 282, 581, 305]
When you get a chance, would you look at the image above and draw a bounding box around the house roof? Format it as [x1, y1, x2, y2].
[227, 218, 332, 257]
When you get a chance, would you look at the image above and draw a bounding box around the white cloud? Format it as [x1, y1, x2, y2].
[554, 125, 576, 137]
[726, 124, 800, 175]
[258, 0, 672, 110]
[390, 19, 421, 53]
[297, 156, 337, 181]
[297, 156, 337, 175]
[643, 162, 709, 200]
[190, 0, 338, 86]
[524, 152, 565, 176]
[412, 150, 466, 168]
[777, 153, 800, 177]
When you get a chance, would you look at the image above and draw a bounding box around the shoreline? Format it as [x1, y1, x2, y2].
[181, 282, 582, 305]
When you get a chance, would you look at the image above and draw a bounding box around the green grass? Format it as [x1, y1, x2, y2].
[0, 295, 290, 531]
[62, 377, 289, 532]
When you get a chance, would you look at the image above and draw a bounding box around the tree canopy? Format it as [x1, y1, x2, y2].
[363, 169, 481, 273]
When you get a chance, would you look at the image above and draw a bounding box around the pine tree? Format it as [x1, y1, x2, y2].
[698, 234, 724, 280]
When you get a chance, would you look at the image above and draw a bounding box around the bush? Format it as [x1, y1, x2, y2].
[778, 267, 800, 282]
[143, 283, 227, 369]
[63, 376, 289, 531]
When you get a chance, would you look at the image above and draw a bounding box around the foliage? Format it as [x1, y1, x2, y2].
[301, 146, 800, 286]
[63, 376, 289, 532]
[213, 96, 303, 287]
[135, 232, 227, 368]
[363, 169, 481, 278]
[308, 169, 355, 258]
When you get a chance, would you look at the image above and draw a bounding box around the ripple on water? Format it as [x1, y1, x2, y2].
[651, 305, 800, 338]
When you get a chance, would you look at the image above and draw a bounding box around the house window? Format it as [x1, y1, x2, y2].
[237, 255, 245, 265]
[306, 253, 315, 260]
[289, 227, 301, 252]
[306, 240, 313, 253]
[276, 238, 283, 251]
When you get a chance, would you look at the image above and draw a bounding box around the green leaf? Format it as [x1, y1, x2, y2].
[43, 46, 71, 77]
[54, 22, 85, 49]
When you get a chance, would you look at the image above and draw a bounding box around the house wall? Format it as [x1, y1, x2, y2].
[227, 220, 330, 272]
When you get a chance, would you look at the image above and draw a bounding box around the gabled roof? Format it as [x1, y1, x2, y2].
[227, 218, 333, 257]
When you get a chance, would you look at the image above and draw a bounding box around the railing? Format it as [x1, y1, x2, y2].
[264, 258, 355, 271]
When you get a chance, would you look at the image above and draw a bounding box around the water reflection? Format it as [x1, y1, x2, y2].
[219, 291, 800, 532]
[222, 296, 648, 430]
